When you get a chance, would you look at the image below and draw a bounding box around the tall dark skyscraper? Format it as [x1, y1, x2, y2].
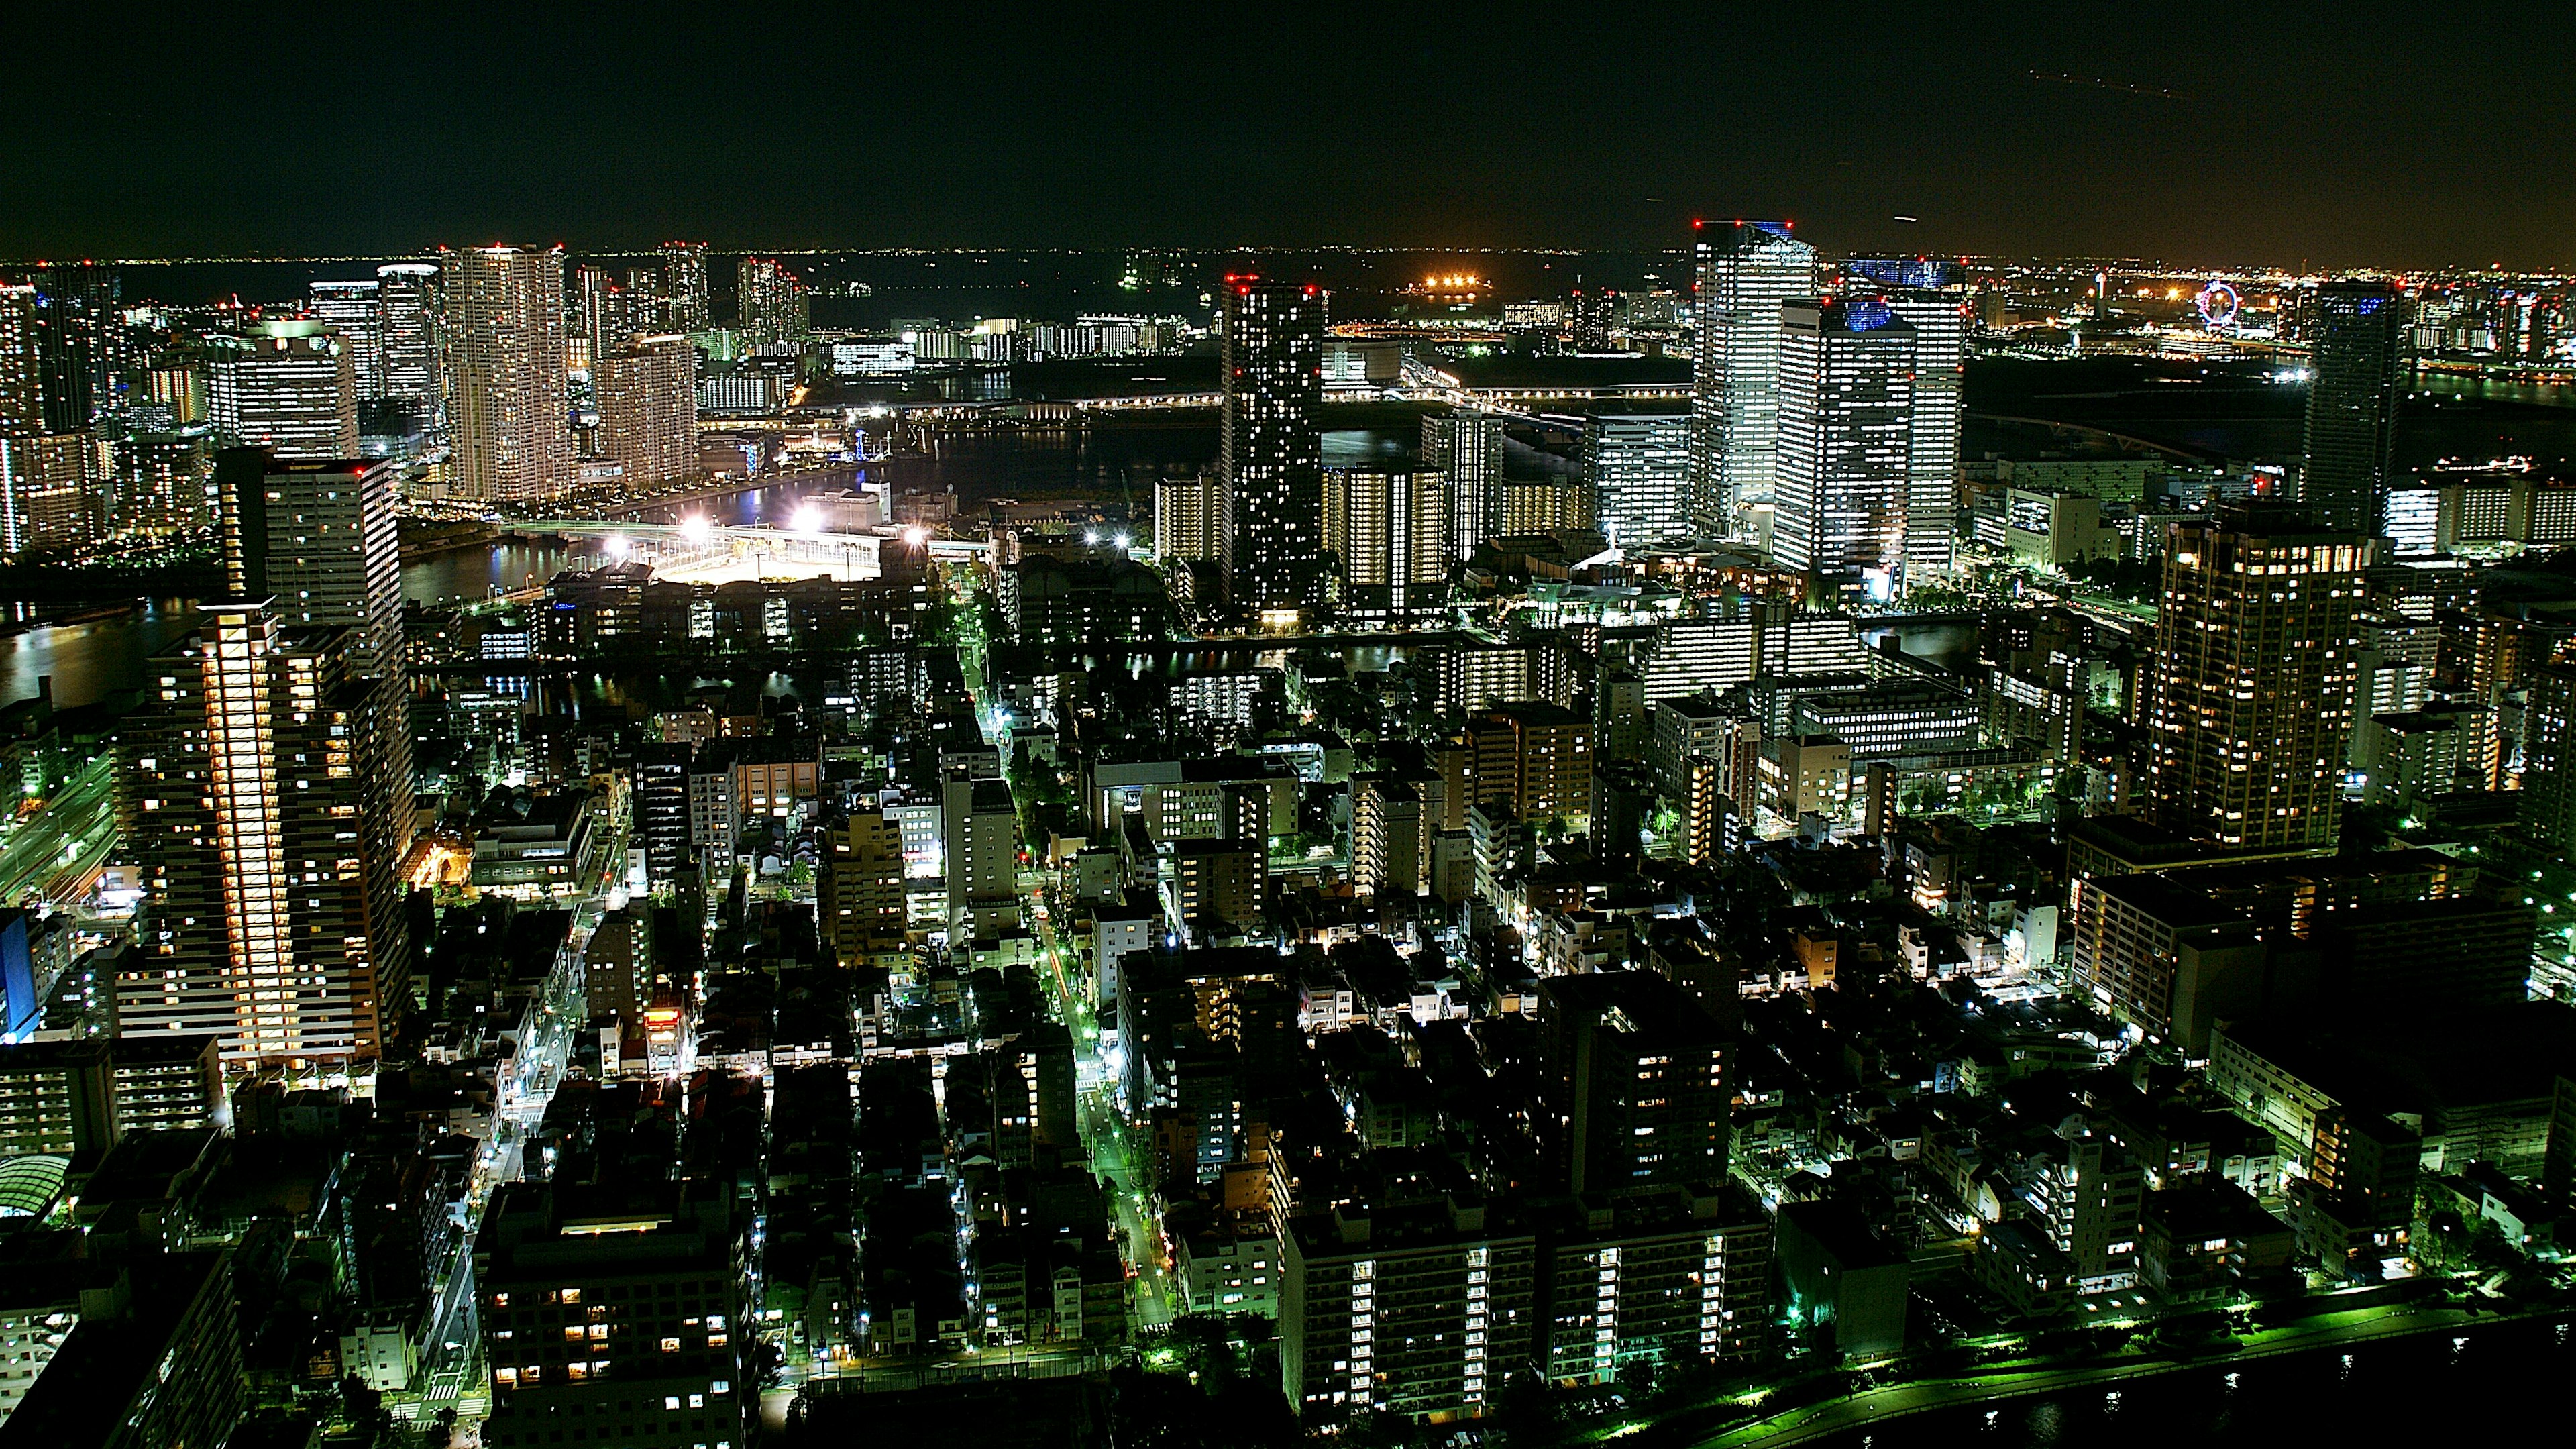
[1220, 275, 1323, 612]
[24, 261, 123, 432]
[2300, 279, 2408, 535]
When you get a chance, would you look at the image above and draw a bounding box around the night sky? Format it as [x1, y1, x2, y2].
[8, 1, 2570, 269]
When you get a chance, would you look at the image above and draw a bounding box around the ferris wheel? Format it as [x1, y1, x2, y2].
[2197, 280, 2241, 330]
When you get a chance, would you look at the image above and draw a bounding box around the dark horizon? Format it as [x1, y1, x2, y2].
[9, 2, 2571, 272]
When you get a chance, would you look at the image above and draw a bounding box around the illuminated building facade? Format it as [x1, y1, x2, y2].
[307, 279, 386, 398]
[209, 321, 358, 460]
[1322, 468, 1449, 623]
[1774, 299, 1915, 603]
[659, 242, 711, 333]
[374, 262, 443, 442]
[1220, 276, 1324, 612]
[2300, 280, 2408, 534]
[1849, 265, 1966, 576]
[735, 256, 807, 345]
[594, 334, 698, 492]
[439, 245, 574, 504]
[1419, 409, 1504, 559]
[2145, 508, 2371, 851]
[0, 433, 93, 553]
[127, 602, 409, 1067]
[1153, 472, 1228, 564]
[1583, 413, 1690, 543]
[1690, 220, 1815, 534]
[0, 286, 40, 435]
[218, 451, 406, 676]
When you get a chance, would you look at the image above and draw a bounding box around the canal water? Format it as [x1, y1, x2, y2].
[1815, 1316, 2567, 1448]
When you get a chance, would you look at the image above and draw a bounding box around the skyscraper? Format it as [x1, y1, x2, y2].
[659, 241, 711, 333]
[594, 334, 698, 492]
[126, 602, 409, 1067]
[207, 321, 360, 460]
[1421, 409, 1504, 559]
[439, 245, 574, 504]
[307, 280, 386, 399]
[1690, 220, 1815, 535]
[0, 433, 93, 553]
[130, 449, 415, 1068]
[2145, 506, 2373, 851]
[373, 262, 442, 439]
[2300, 280, 2408, 535]
[1582, 413, 1691, 544]
[736, 256, 807, 345]
[216, 450, 405, 674]
[1774, 298, 1915, 603]
[1220, 276, 1324, 612]
[24, 261, 123, 432]
[574, 264, 627, 366]
[2519, 661, 2576, 858]
[1850, 260, 1967, 577]
[1322, 468, 1449, 623]
[0, 286, 42, 435]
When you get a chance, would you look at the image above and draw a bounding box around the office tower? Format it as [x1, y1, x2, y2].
[2522, 661, 2576, 857]
[1420, 409, 1504, 559]
[1321, 468, 1448, 623]
[1774, 298, 1916, 603]
[439, 245, 574, 503]
[1849, 262, 1966, 576]
[1690, 220, 1815, 533]
[24, 261, 123, 431]
[736, 256, 807, 344]
[1538, 970, 1731, 1193]
[2145, 507, 2372, 850]
[0, 433, 93, 553]
[207, 320, 360, 459]
[1153, 472, 1228, 563]
[307, 279, 386, 398]
[594, 334, 698, 492]
[2300, 280, 2408, 534]
[660, 241, 711, 333]
[216, 450, 405, 674]
[373, 261, 441, 435]
[0, 286, 38, 434]
[127, 601, 410, 1067]
[1582, 413, 1691, 543]
[1219, 275, 1325, 612]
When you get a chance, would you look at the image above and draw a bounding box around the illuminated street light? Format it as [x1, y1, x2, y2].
[680, 514, 712, 543]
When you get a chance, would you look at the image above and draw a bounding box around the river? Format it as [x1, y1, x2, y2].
[1812, 1316, 2567, 1447]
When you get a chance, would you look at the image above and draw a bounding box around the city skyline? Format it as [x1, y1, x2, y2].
[5, 14, 2576, 1444]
